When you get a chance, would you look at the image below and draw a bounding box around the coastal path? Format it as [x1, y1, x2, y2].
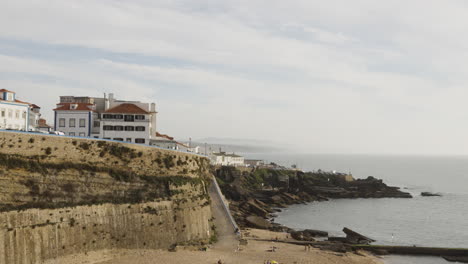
[208, 177, 239, 251]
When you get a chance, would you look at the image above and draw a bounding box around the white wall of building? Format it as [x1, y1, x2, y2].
[99, 116, 151, 144]
[55, 111, 92, 137]
[29, 109, 41, 131]
[210, 154, 245, 166]
[0, 102, 29, 130]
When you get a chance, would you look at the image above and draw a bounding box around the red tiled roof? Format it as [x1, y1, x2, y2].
[53, 103, 94, 111]
[31, 104, 41, 109]
[0, 89, 15, 93]
[156, 132, 174, 140]
[105, 103, 149, 114]
[15, 99, 31, 105]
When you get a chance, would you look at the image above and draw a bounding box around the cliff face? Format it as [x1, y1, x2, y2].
[0, 131, 213, 264]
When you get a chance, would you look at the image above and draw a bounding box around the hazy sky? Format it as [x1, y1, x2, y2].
[1, 0, 468, 155]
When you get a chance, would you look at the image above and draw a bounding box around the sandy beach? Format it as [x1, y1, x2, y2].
[44, 229, 382, 264]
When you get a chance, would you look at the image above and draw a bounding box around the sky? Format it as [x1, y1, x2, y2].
[2, 0, 468, 155]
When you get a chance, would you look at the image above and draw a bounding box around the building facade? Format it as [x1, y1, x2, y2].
[99, 103, 153, 144]
[209, 152, 245, 166]
[54, 93, 157, 144]
[37, 119, 53, 133]
[0, 89, 41, 131]
[53, 103, 96, 137]
[244, 159, 264, 167]
[150, 132, 178, 149]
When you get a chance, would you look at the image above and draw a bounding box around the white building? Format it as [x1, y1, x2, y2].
[244, 159, 264, 167]
[37, 119, 53, 133]
[29, 104, 41, 131]
[210, 152, 245, 166]
[53, 103, 97, 137]
[99, 103, 155, 144]
[54, 93, 157, 144]
[150, 132, 178, 149]
[0, 89, 41, 131]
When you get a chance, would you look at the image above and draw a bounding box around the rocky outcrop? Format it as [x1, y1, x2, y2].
[421, 192, 442, 197]
[214, 167, 412, 232]
[291, 229, 328, 241]
[245, 216, 272, 229]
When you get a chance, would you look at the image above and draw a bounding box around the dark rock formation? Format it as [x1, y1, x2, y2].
[245, 216, 272, 229]
[443, 256, 468, 263]
[291, 229, 328, 241]
[343, 227, 375, 244]
[421, 192, 442, 197]
[214, 167, 412, 231]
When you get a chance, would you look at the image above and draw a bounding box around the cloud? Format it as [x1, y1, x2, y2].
[2, 0, 468, 154]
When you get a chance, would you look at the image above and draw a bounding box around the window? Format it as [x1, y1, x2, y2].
[1, 109, 5, 117]
[94, 121, 100, 127]
[59, 118, 65, 127]
[126, 138, 132, 142]
[79, 132, 85, 137]
[104, 137, 111, 140]
[22, 112, 26, 119]
[7, 93, 13, 101]
[135, 115, 145, 120]
[114, 126, 124, 131]
[79, 118, 86, 127]
[114, 138, 124, 141]
[114, 114, 123, 119]
[69, 118, 76, 127]
[103, 125, 113, 131]
[124, 115, 134, 122]
[125, 126, 134, 131]
[135, 138, 145, 144]
[135, 126, 145, 131]
[103, 114, 113, 119]
[15, 110, 20, 119]
[8, 110, 12, 118]
[69, 132, 75, 136]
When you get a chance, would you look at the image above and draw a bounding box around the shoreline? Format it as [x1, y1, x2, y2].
[45, 229, 383, 264]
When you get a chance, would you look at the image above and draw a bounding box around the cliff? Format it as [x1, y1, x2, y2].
[0, 131, 214, 264]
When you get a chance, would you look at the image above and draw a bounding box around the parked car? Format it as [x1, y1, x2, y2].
[49, 131, 65, 135]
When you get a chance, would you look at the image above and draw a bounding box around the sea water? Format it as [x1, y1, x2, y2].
[244, 154, 468, 264]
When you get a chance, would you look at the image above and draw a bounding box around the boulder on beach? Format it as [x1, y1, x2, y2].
[291, 229, 328, 241]
[245, 216, 272, 229]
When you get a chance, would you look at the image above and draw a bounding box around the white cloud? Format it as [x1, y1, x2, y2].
[2, 1, 468, 154]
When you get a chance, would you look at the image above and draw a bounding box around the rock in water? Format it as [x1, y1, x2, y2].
[421, 192, 442, 197]
[343, 227, 375, 244]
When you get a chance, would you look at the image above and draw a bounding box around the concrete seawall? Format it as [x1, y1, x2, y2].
[0, 131, 214, 264]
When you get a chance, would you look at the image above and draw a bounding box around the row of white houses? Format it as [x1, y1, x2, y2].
[0, 88, 250, 167]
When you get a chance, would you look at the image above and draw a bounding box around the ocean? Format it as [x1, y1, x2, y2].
[243, 153, 468, 264]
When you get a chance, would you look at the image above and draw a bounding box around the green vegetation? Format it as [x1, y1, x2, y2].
[44, 147, 52, 155]
[162, 155, 175, 169]
[79, 142, 90, 150]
